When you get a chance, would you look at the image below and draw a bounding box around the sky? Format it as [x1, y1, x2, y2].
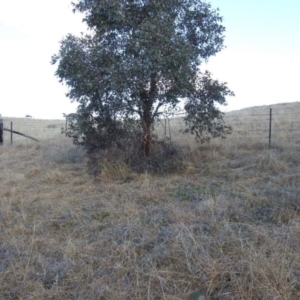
[0, 0, 299, 119]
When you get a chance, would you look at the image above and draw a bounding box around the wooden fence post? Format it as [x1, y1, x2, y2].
[11, 121, 13, 144]
[268, 108, 272, 149]
[0, 118, 3, 145]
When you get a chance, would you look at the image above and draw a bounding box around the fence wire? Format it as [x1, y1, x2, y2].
[0, 118, 66, 145]
[157, 108, 300, 147]
[1, 106, 300, 148]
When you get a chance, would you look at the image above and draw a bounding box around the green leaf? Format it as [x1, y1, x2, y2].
[52, 0, 233, 156]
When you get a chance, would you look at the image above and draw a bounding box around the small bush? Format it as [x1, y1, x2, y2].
[41, 143, 86, 164]
[130, 139, 186, 174]
[86, 137, 186, 177]
[46, 124, 57, 129]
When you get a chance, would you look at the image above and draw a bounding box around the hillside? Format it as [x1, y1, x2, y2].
[0, 102, 300, 299]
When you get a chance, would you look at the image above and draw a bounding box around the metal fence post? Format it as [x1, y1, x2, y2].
[268, 108, 272, 149]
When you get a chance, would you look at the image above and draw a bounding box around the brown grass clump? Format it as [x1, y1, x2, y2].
[1, 102, 300, 299]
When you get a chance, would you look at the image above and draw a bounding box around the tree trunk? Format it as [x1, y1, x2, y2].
[142, 119, 151, 157]
[0, 118, 3, 145]
[140, 78, 156, 157]
[141, 99, 152, 158]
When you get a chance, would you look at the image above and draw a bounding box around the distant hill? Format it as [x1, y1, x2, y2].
[226, 101, 300, 115]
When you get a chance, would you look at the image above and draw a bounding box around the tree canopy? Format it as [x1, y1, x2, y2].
[52, 0, 234, 158]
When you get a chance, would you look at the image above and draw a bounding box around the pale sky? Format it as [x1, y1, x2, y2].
[0, 0, 299, 119]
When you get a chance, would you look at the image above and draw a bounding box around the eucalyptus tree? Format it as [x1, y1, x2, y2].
[52, 0, 234, 157]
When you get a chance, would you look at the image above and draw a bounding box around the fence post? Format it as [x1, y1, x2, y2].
[268, 108, 272, 149]
[0, 118, 3, 145]
[11, 121, 13, 144]
[167, 117, 172, 140]
[65, 117, 67, 136]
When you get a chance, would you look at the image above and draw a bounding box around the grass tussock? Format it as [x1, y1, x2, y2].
[1, 103, 300, 299]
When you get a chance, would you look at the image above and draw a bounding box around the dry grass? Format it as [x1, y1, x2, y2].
[1, 102, 300, 299]
[1, 117, 66, 144]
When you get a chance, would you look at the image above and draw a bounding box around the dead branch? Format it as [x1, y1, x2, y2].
[3, 128, 39, 142]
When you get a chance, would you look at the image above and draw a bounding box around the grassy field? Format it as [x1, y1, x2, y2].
[0, 102, 300, 299]
[1, 118, 66, 145]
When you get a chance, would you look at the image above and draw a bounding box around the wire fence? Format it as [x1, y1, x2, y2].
[0, 118, 67, 145]
[223, 107, 300, 147]
[155, 107, 300, 148]
[1, 106, 300, 148]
